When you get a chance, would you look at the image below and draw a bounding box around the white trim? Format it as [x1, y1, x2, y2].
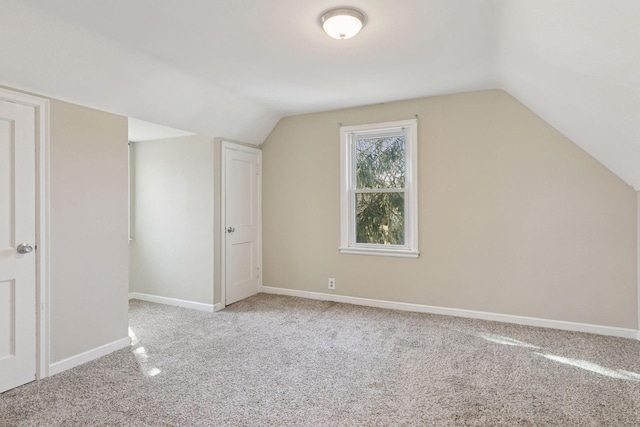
[37, 98, 50, 381]
[129, 292, 214, 312]
[214, 303, 224, 312]
[637, 190, 640, 333]
[339, 119, 419, 257]
[220, 142, 226, 308]
[260, 286, 639, 340]
[128, 141, 134, 243]
[48, 337, 130, 376]
[0, 88, 51, 380]
[220, 141, 263, 308]
[338, 247, 419, 258]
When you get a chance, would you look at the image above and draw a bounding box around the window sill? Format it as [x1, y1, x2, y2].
[339, 247, 419, 258]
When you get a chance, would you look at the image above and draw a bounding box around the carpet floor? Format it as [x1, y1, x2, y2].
[2, 294, 640, 426]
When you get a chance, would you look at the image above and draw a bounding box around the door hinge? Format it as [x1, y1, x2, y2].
[256, 164, 260, 175]
[257, 267, 261, 278]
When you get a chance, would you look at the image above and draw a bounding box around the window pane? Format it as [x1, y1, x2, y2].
[355, 135, 405, 189]
[355, 192, 405, 245]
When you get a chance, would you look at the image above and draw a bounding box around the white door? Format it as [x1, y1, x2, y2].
[0, 99, 37, 393]
[224, 143, 261, 305]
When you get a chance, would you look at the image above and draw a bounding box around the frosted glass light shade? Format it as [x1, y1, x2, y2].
[321, 8, 366, 40]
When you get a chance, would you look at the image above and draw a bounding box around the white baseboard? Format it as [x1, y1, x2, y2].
[49, 336, 130, 376]
[129, 292, 214, 313]
[260, 286, 639, 340]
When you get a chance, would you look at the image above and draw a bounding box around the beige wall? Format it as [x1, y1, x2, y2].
[130, 136, 215, 305]
[50, 100, 129, 362]
[262, 90, 638, 329]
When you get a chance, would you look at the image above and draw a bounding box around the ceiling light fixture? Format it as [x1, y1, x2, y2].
[320, 7, 366, 40]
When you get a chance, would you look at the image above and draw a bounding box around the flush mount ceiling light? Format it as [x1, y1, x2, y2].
[320, 7, 366, 40]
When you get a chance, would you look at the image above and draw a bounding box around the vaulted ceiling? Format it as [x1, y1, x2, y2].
[2, 1, 639, 188]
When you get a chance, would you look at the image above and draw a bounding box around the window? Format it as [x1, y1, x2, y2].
[339, 119, 419, 258]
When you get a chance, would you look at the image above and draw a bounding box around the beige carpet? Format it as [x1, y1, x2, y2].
[2, 294, 640, 426]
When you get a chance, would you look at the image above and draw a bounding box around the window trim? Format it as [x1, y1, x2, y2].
[339, 118, 419, 258]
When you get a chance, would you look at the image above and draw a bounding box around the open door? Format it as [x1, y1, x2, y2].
[0, 99, 37, 393]
[222, 142, 261, 306]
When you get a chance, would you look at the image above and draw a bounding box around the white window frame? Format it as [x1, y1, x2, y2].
[339, 119, 419, 258]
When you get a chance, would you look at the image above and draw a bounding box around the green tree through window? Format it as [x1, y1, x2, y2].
[354, 135, 406, 245]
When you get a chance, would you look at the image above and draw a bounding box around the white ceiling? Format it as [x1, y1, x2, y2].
[2, 1, 639, 188]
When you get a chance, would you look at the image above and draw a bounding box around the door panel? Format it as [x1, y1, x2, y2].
[228, 157, 253, 226]
[224, 146, 260, 305]
[0, 280, 15, 359]
[230, 242, 253, 285]
[0, 119, 14, 249]
[0, 100, 36, 393]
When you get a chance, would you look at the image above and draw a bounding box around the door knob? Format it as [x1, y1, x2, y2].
[17, 243, 34, 254]
[227, 227, 235, 233]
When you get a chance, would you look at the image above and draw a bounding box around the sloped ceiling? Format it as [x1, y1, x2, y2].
[1, 1, 639, 188]
[128, 118, 194, 142]
[497, 1, 640, 190]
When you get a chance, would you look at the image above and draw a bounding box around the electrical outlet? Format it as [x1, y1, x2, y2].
[328, 278, 336, 290]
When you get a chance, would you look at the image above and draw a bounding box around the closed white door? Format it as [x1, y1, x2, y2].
[0, 99, 37, 393]
[224, 144, 260, 305]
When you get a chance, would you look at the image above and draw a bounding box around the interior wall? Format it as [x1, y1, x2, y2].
[261, 89, 638, 329]
[129, 135, 215, 305]
[50, 99, 129, 362]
